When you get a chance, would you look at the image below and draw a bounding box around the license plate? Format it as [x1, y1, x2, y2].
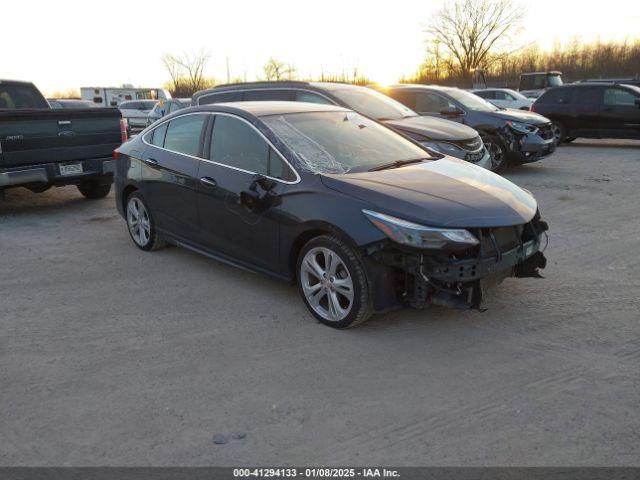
[59, 163, 83, 176]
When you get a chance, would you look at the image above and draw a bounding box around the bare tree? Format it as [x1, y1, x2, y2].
[263, 58, 296, 81]
[161, 49, 212, 95]
[426, 0, 525, 80]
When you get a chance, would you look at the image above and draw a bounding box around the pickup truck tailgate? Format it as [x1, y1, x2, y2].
[0, 108, 122, 168]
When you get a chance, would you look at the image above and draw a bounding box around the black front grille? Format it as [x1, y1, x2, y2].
[465, 150, 485, 163]
[538, 123, 554, 140]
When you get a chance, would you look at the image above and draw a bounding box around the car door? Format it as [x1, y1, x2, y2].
[140, 113, 209, 239]
[601, 87, 640, 139]
[571, 87, 604, 137]
[196, 113, 296, 273]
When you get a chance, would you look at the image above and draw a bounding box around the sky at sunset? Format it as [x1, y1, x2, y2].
[2, 0, 639, 94]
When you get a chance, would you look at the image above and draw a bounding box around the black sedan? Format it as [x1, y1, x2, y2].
[115, 102, 548, 328]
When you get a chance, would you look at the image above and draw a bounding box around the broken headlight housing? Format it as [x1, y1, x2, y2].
[506, 120, 538, 135]
[363, 210, 479, 249]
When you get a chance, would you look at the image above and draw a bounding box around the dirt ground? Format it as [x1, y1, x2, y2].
[1, 139, 639, 466]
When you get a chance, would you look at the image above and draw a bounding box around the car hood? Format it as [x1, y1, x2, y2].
[485, 108, 549, 125]
[383, 115, 478, 141]
[321, 158, 537, 228]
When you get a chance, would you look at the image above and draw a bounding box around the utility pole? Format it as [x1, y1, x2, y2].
[226, 57, 231, 84]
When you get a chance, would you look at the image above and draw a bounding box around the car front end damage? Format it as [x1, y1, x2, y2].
[362, 211, 549, 312]
[502, 121, 556, 164]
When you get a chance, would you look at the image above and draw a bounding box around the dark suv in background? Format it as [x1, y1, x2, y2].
[380, 85, 556, 172]
[532, 83, 640, 143]
[192, 82, 491, 170]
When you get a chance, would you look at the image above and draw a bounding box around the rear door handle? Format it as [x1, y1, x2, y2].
[200, 177, 217, 188]
[144, 157, 158, 166]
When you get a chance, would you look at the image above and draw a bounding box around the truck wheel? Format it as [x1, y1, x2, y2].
[297, 235, 373, 329]
[125, 192, 166, 251]
[481, 134, 509, 173]
[78, 180, 111, 199]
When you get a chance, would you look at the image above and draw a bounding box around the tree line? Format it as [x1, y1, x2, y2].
[160, 0, 639, 96]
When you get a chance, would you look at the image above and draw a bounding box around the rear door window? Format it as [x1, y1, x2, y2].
[538, 88, 572, 104]
[198, 91, 241, 105]
[476, 91, 495, 100]
[387, 90, 417, 110]
[573, 87, 603, 105]
[163, 114, 207, 157]
[415, 92, 453, 113]
[243, 89, 292, 101]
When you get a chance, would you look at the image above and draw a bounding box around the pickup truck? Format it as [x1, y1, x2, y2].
[0, 79, 126, 200]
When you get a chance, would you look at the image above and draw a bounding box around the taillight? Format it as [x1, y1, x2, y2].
[530, 103, 536, 113]
[120, 119, 128, 143]
[113, 149, 119, 160]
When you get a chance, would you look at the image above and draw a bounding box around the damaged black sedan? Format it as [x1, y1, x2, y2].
[115, 102, 548, 328]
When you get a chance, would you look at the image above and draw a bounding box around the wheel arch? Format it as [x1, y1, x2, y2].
[288, 222, 362, 282]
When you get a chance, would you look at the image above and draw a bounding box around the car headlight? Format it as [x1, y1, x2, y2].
[363, 210, 479, 249]
[506, 120, 538, 135]
[420, 141, 463, 155]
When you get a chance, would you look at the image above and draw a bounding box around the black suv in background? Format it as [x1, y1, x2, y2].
[532, 83, 640, 143]
[192, 82, 491, 170]
[380, 85, 556, 172]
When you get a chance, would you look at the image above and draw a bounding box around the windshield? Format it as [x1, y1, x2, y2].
[262, 111, 430, 174]
[446, 88, 498, 112]
[0, 84, 49, 109]
[330, 87, 417, 121]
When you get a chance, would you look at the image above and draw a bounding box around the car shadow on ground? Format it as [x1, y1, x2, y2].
[0, 186, 102, 216]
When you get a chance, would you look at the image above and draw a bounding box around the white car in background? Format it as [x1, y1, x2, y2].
[119, 100, 158, 135]
[472, 88, 533, 111]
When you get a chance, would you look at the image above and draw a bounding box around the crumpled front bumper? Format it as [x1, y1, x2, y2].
[365, 215, 549, 312]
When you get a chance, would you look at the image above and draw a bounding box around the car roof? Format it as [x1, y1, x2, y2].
[186, 101, 349, 117]
[195, 81, 366, 97]
[386, 84, 459, 93]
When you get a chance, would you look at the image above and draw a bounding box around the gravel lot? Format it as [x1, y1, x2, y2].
[1, 139, 639, 466]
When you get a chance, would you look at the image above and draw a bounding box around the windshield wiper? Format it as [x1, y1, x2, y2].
[368, 158, 426, 172]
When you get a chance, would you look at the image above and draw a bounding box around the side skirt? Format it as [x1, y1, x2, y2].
[160, 230, 293, 283]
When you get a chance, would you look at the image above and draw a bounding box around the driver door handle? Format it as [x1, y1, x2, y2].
[200, 177, 217, 188]
[144, 157, 158, 166]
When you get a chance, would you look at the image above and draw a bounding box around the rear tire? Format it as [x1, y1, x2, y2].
[78, 180, 111, 199]
[297, 235, 372, 328]
[551, 121, 567, 144]
[481, 134, 509, 173]
[125, 191, 166, 251]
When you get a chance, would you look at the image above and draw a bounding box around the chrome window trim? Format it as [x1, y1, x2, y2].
[141, 111, 301, 185]
[196, 88, 336, 107]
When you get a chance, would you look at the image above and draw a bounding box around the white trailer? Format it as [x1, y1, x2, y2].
[80, 86, 171, 107]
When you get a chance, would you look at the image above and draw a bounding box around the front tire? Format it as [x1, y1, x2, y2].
[125, 192, 166, 251]
[78, 180, 111, 199]
[297, 235, 372, 328]
[481, 134, 509, 173]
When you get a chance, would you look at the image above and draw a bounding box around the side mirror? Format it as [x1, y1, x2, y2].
[255, 175, 276, 192]
[240, 189, 260, 210]
[440, 106, 463, 117]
